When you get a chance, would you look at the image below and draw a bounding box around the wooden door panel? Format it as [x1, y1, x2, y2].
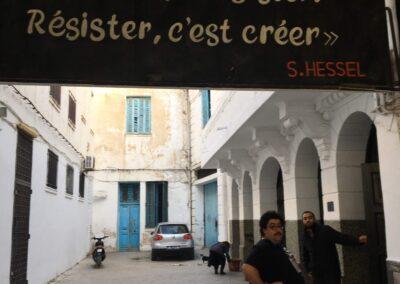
[10, 131, 33, 284]
[362, 163, 387, 284]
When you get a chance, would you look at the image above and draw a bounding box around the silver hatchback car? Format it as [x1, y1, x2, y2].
[151, 222, 194, 261]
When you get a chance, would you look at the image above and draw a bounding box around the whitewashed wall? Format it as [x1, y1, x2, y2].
[0, 113, 17, 284]
[0, 85, 93, 284]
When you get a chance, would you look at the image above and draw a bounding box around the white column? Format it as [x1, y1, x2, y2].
[217, 172, 228, 241]
[252, 177, 261, 242]
[225, 176, 233, 243]
[284, 176, 299, 221]
[376, 114, 400, 262]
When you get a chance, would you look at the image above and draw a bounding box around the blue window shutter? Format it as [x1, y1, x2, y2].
[141, 99, 146, 133]
[126, 98, 133, 133]
[202, 90, 211, 127]
[144, 98, 151, 133]
[146, 182, 167, 228]
[146, 183, 156, 228]
[162, 182, 168, 222]
[146, 182, 158, 228]
[138, 98, 144, 133]
[133, 99, 139, 133]
[127, 97, 151, 134]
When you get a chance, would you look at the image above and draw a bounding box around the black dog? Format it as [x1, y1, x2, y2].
[200, 254, 209, 263]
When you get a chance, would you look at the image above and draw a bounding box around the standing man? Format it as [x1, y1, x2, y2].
[301, 211, 368, 284]
[243, 211, 305, 284]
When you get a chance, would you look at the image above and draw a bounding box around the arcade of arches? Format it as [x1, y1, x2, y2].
[223, 98, 399, 284]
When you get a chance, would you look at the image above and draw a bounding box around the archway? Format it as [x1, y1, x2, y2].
[240, 171, 254, 259]
[258, 157, 285, 244]
[294, 138, 323, 222]
[337, 112, 387, 284]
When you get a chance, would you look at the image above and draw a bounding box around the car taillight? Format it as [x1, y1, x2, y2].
[153, 234, 163, 241]
[183, 234, 192, 240]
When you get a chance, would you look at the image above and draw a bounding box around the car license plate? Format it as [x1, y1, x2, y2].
[167, 246, 179, 249]
[97, 249, 103, 252]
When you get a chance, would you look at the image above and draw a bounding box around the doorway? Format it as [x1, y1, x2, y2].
[118, 183, 140, 251]
[204, 181, 218, 247]
[337, 113, 388, 283]
[362, 124, 387, 284]
[10, 130, 33, 283]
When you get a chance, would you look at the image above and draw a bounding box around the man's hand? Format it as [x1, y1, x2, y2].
[358, 235, 367, 244]
[242, 264, 264, 284]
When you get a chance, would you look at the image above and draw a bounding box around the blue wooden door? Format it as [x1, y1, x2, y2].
[204, 182, 218, 247]
[119, 183, 140, 251]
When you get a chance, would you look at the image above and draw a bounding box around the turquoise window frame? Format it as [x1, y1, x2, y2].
[126, 97, 151, 134]
[201, 90, 211, 127]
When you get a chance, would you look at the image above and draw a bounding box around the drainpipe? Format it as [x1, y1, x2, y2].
[186, 91, 193, 231]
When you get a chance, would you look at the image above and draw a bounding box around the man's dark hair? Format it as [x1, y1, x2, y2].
[259, 211, 284, 237]
[302, 211, 315, 219]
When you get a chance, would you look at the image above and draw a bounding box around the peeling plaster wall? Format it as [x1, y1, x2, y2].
[0, 85, 93, 284]
[90, 88, 189, 170]
[89, 88, 191, 251]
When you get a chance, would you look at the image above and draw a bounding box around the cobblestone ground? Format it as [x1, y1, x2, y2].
[51, 250, 246, 284]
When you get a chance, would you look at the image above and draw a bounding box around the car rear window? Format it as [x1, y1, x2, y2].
[159, 225, 188, 234]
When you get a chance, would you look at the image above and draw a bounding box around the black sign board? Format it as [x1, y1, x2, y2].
[0, 0, 393, 89]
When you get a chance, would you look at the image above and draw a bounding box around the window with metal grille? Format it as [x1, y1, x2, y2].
[79, 172, 85, 198]
[126, 97, 151, 134]
[146, 182, 168, 228]
[201, 90, 211, 127]
[50, 85, 61, 106]
[120, 183, 140, 203]
[46, 150, 58, 189]
[66, 165, 74, 195]
[68, 94, 76, 126]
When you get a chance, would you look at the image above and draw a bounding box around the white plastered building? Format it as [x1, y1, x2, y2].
[0, 85, 94, 284]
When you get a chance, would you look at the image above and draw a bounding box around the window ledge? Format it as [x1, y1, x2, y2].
[65, 193, 74, 199]
[49, 97, 60, 112]
[125, 133, 152, 136]
[45, 187, 57, 195]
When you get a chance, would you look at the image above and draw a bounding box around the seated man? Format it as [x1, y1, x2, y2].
[208, 241, 231, 275]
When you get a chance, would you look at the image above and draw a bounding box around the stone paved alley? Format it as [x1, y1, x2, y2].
[51, 251, 245, 284]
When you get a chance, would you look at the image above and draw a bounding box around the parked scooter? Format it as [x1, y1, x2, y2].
[92, 235, 108, 266]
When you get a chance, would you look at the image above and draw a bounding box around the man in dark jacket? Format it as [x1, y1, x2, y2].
[243, 211, 305, 284]
[301, 211, 367, 284]
[208, 241, 231, 275]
